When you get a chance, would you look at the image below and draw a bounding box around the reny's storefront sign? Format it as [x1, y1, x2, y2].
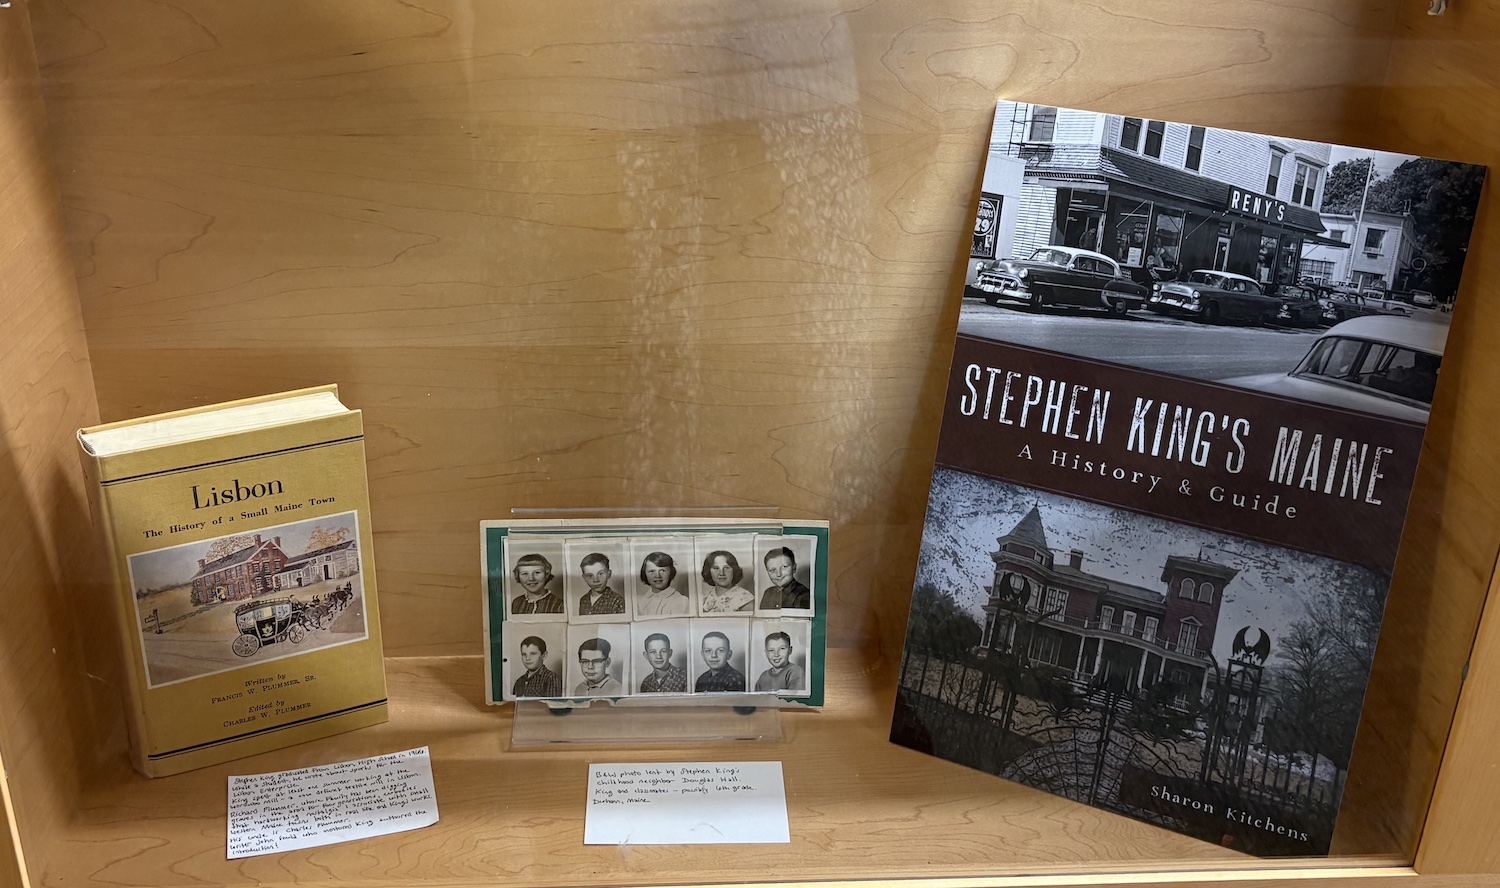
[1226, 186, 1287, 223]
[972, 193, 1003, 259]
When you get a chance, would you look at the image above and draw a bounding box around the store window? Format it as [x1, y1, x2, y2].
[1120, 117, 1143, 151]
[1257, 234, 1279, 284]
[1278, 235, 1302, 284]
[1185, 126, 1205, 171]
[1144, 121, 1165, 158]
[1149, 210, 1183, 275]
[1267, 149, 1285, 195]
[1292, 161, 1320, 207]
[1028, 106, 1057, 142]
[1105, 196, 1153, 266]
[1055, 189, 1106, 252]
[1302, 258, 1335, 282]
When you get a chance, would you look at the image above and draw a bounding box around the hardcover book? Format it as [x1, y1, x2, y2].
[78, 385, 388, 777]
[890, 101, 1485, 855]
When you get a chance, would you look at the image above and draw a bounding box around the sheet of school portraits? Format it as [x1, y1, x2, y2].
[481, 520, 826, 707]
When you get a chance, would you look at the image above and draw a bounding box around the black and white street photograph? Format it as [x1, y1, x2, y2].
[502, 621, 567, 700]
[565, 537, 632, 623]
[566, 623, 632, 698]
[891, 468, 1389, 855]
[750, 619, 812, 696]
[753, 534, 816, 617]
[959, 101, 1484, 420]
[631, 619, 692, 695]
[690, 618, 750, 694]
[695, 535, 757, 615]
[504, 535, 567, 621]
[630, 536, 696, 619]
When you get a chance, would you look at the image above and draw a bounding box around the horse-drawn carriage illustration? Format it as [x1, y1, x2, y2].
[229, 583, 357, 657]
[231, 597, 317, 657]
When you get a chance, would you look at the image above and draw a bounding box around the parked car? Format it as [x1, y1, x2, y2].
[1223, 315, 1448, 421]
[974, 246, 1149, 315]
[1411, 290, 1437, 308]
[1318, 290, 1412, 326]
[1149, 270, 1281, 325]
[1269, 283, 1325, 328]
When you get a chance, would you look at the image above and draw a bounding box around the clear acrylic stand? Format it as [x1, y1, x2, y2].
[511, 697, 784, 746]
[506, 505, 788, 748]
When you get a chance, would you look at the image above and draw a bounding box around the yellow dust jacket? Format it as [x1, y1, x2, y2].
[78, 385, 388, 777]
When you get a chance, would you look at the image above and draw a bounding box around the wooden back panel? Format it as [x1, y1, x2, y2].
[10, 0, 1500, 879]
[0, 0, 106, 880]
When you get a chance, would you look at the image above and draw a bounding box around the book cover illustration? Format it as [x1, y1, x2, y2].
[129, 512, 369, 688]
[890, 101, 1485, 856]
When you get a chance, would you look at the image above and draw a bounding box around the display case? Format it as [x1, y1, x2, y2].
[2, 0, 1499, 885]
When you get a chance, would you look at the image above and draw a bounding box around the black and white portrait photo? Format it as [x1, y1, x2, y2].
[566, 623, 631, 698]
[630, 619, 692, 695]
[695, 534, 756, 616]
[504, 535, 566, 622]
[501, 621, 566, 700]
[565, 537, 632, 623]
[690, 618, 749, 694]
[753, 534, 816, 617]
[629, 536, 695, 620]
[751, 619, 812, 696]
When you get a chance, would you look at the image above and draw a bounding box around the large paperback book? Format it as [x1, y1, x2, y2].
[78, 385, 387, 777]
[890, 102, 1485, 856]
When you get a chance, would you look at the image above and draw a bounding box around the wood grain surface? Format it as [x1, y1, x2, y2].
[0, 3, 107, 886]
[1376, 1, 1500, 875]
[7, 0, 1500, 884]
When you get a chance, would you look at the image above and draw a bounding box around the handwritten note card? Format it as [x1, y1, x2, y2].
[227, 747, 438, 859]
[585, 761, 790, 845]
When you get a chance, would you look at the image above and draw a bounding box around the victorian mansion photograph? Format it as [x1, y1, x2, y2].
[891, 468, 1390, 855]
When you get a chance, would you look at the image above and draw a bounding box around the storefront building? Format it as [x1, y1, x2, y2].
[987, 103, 1332, 290]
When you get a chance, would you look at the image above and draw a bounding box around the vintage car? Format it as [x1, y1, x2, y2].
[231, 596, 314, 657]
[1318, 289, 1412, 325]
[1269, 283, 1325, 328]
[973, 246, 1149, 315]
[1223, 315, 1447, 421]
[1148, 270, 1282, 324]
[1410, 289, 1437, 308]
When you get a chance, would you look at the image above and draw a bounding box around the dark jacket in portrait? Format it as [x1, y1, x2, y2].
[512, 590, 564, 614]
[578, 587, 626, 615]
[695, 664, 747, 693]
[759, 578, 810, 610]
[639, 663, 688, 694]
[512, 665, 562, 698]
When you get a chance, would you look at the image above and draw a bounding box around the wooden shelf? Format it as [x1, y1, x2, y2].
[5, 0, 1500, 884]
[40, 650, 1418, 888]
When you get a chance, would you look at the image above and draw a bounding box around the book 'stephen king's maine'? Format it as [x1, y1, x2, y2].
[79, 385, 387, 777]
[891, 102, 1486, 856]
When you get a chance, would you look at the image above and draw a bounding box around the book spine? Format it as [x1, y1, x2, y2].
[77, 446, 153, 776]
